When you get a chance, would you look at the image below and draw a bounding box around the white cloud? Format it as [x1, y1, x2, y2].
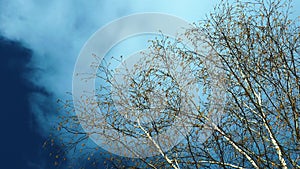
[0, 0, 218, 135]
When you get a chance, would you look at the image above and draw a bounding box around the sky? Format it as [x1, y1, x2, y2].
[0, 0, 299, 168]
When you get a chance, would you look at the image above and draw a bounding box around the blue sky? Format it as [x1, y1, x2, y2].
[0, 0, 299, 168]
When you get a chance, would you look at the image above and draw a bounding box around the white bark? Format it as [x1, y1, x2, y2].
[209, 122, 260, 169]
[198, 160, 246, 169]
[254, 91, 288, 169]
[137, 119, 180, 169]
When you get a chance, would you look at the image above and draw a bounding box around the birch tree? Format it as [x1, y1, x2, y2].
[46, 0, 300, 168]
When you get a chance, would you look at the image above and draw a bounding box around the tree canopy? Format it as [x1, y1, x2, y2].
[45, 0, 300, 168]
